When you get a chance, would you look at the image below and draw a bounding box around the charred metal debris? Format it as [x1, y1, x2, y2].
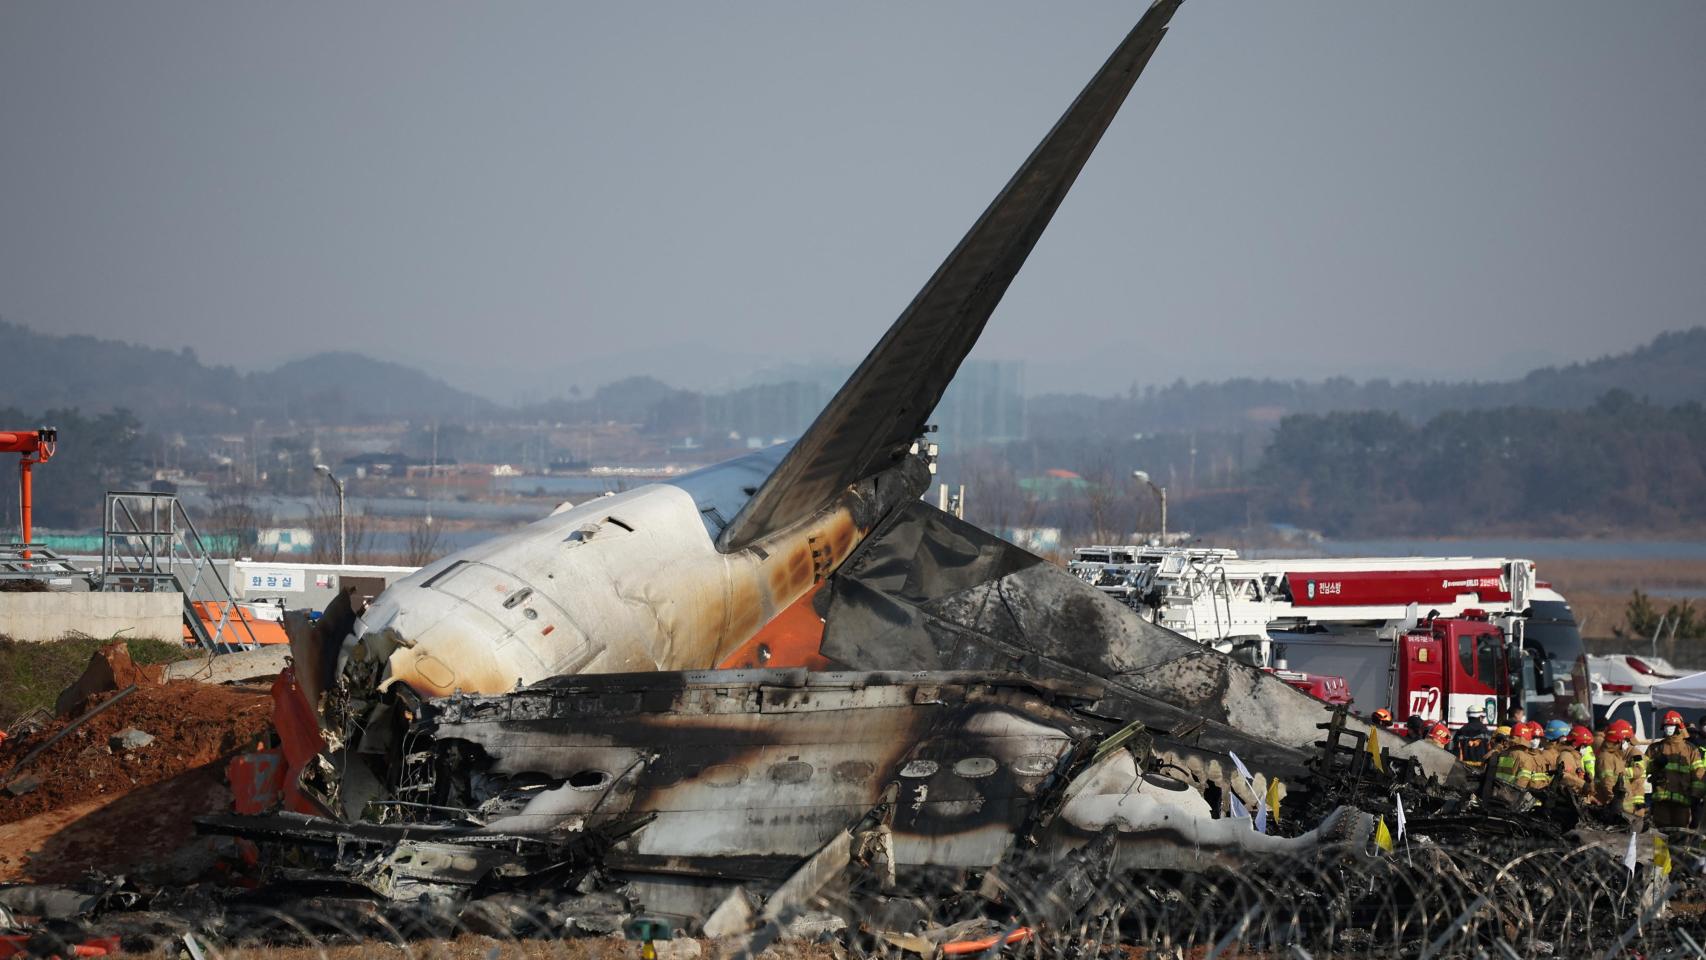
[166, 669, 1706, 958]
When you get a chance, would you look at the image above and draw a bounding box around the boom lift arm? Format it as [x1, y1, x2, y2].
[0, 428, 58, 558]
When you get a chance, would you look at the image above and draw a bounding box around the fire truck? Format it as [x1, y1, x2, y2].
[1068, 547, 1588, 726]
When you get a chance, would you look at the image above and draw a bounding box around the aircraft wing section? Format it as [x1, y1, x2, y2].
[818, 500, 1469, 787]
[717, 0, 1183, 553]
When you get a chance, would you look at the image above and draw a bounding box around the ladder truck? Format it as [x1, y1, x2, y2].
[1068, 547, 1588, 727]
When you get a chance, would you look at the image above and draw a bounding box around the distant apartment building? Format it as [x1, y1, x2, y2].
[930, 360, 1027, 445]
[705, 381, 826, 446]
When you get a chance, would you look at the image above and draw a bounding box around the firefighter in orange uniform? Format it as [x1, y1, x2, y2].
[1646, 710, 1705, 829]
[1592, 719, 1646, 822]
[1568, 725, 1596, 796]
[1493, 722, 1547, 793]
[1544, 721, 1589, 794]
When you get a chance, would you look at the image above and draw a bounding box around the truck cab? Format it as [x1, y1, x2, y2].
[1391, 610, 1518, 726]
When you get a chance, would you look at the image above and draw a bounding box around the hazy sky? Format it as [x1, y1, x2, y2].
[3, 2, 1703, 401]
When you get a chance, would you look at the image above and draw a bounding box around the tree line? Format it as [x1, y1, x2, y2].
[5, 389, 1703, 549]
[1256, 391, 1706, 537]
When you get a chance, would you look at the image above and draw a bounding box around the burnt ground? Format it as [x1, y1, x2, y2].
[122, 935, 841, 959]
[0, 678, 272, 882]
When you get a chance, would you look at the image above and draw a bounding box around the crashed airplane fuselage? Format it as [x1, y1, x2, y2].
[305, 0, 1457, 854]
[342, 445, 920, 700]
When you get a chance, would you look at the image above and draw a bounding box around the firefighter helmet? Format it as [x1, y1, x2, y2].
[1496, 725, 1512, 737]
[1605, 719, 1635, 743]
[1663, 710, 1686, 728]
[1544, 719, 1570, 741]
[1427, 722, 1451, 746]
[1568, 725, 1592, 747]
[1373, 708, 1393, 725]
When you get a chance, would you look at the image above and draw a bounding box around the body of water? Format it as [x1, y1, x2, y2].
[1250, 538, 1706, 562]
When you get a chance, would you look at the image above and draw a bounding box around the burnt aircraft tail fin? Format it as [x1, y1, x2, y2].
[717, 0, 1182, 553]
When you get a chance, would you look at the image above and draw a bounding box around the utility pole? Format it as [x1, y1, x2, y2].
[315, 464, 347, 565]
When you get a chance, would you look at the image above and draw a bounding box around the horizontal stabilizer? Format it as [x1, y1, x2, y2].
[718, 0, 1182, 552]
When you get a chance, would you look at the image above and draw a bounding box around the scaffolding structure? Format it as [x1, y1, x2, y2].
[101, 492, 258, 652]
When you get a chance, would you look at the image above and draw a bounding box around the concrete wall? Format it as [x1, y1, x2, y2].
[60, 556, 421, 612]
[0, 591, 182, 643]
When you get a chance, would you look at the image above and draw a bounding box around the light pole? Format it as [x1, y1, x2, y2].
[314, 463, 347, 565]
[1132, 469, 1167, 544]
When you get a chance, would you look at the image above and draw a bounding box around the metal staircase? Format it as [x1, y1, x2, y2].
[100, 492, 258, 652]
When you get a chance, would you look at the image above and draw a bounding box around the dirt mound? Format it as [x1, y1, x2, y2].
[0, 680, 272, 827]
[51, 640, 167, 716]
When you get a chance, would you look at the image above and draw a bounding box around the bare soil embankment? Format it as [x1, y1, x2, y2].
[0, 655, 272, 882]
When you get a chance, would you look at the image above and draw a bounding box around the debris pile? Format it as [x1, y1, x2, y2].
[0, 643, 273, 883]
[1, 671, 271, 826]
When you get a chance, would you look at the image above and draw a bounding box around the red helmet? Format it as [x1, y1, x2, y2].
[1568, 725, 1592, 747]
[1373, 708, 1393, 725]
[1663, 710, 1686, 728]
[1605, 719, 1635, 744]
[1427, 722, 1452, 746]
[1518, 721, 1543, 742]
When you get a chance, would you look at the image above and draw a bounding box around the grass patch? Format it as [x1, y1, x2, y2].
[0, 634, 188, 725]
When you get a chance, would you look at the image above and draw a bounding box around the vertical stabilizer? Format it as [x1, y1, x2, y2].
[718, 1, 1183, 552]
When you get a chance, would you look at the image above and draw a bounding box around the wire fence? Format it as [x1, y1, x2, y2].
[32, 829, 1706, 959]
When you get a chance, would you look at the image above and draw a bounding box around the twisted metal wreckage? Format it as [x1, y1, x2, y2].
[72, 0, 1687, 953]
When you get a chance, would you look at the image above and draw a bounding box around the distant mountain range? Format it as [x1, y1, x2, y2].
[0, 320, 493, 429]
[1028, 327, 1706, 437]
[1, 316, 1701, 435]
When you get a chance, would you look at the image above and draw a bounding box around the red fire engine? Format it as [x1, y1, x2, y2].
[1069, 548, 1588, 725]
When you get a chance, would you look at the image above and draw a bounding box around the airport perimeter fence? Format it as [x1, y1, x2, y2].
[42, 832, 1706, 959]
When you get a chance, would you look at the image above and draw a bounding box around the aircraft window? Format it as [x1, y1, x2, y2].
[567, 770, 610, 790]
[899, 760, 939, 778]
[833, 761, 875, 783]
[953, 757, 998, 779]
[769, 761, 814, 784]
[1012, 755, 1056, 777]
[701, 763, 747, 788]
